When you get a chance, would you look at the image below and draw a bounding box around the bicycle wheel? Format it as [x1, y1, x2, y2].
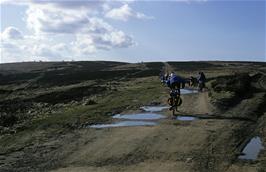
[175, 97, 182, 106]
[167, 97, 174, 106]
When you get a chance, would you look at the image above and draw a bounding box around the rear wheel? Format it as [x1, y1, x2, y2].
[199, 82, 204, 91]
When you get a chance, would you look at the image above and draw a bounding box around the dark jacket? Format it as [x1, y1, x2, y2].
[166, 75, 186, 87]
[198, 73, 206, 82]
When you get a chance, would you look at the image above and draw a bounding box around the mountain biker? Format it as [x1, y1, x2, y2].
[165, 73, 185, 114]
[189, 76, 198, 87]
[166, 72, 186, 94]
[198, 72, 206, 91]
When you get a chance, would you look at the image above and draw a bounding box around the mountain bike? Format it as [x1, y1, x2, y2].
[167, 89, 182, 117]
[198, 81, 205, 92]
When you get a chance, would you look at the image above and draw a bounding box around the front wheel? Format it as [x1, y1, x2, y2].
[175, 97, 182, 106]
[167, 96, 182, 106]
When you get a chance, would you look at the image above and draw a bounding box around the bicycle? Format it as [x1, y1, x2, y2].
[198, 81, 205, 92]
[167, 89, 182, 117]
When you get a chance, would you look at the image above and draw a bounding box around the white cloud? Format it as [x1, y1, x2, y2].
[32, 44, 62, 58]
[0, 41, 49, 63]
[26, 5, 90, 34]
[0, 19, 134, 62]
[73, 18, 134, 54]
[105, 4, 153, 21]
[1, 27, 23, 40]
[0, 28, 71, 63]
[24, 3, 135, 52]
[1, 0, 103, 8]
[0, 1, 149, 63]
[72, 35, 97, 54]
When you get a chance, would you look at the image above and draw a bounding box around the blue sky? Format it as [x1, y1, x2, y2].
[0, 0, 265, 63]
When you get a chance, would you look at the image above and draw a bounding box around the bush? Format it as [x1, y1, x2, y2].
[209, 73, 251, 109]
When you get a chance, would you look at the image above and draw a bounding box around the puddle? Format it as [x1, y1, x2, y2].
[180, 88, 198, 94]
[113, 113, 166, 120]
[89, 112, 165, 128]
[89, 121, 157, 128]
[176, 116, 199, 121]
[140, 106, 169, 112]
[238, 136, 264, 160]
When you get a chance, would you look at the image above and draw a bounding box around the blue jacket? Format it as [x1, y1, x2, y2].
[167, 75, 185, 86]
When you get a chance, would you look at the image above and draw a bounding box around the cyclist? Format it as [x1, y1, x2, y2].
[166, 73, 186, 114]
[189, 76, 198, 87]
[198, 72, 206, 91]
[166, 73, 186, 94]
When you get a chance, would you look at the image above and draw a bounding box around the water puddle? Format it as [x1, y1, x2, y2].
[238, 136, 264, 160]
[180, 88, 198, 94]
[113, 113, 166, 120]
[176, 116, 199, 121]
[140, 106, 169, 112]
[89, 121, 157, 128]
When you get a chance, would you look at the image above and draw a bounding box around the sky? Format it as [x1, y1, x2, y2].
[0, 0, 265, 63]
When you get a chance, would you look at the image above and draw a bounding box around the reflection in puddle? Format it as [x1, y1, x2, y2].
[238, 136, 264, 160]
[140, 106, 169, 112]
[176, 116, 199, 121]
[180, 89, 198, 94]
[113, 113, 166, 120]
[90, 121, 157, 128]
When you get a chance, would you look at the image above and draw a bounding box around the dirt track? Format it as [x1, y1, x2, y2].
[51, 92, 264, 172]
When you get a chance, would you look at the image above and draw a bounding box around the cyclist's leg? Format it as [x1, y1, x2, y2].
[168, 90, 175, 111]
[176, 83, 181, 95]
[172, 107, 175, 116]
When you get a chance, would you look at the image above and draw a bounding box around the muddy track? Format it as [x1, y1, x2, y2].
[51, 83, 264, 171]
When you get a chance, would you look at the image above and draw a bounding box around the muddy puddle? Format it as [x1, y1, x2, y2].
[113, 113, 166, 120]
[89, 113, 162, 128]
[89, 121, 157, 128]
[180, 88, 198, 94]
[89, 105, 168, 128]
[140, 106, 169, 112]
[176, 116, 199, 121]
[238, 136, 264, 160]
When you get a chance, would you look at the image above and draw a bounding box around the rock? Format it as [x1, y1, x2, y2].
[186, 157, 192, 163]
[82, 99, 96, 106]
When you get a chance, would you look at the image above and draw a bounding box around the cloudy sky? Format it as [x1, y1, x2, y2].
[0, 0, 265, 63]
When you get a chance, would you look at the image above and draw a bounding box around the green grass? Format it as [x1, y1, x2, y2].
[23, 77, 163, 130]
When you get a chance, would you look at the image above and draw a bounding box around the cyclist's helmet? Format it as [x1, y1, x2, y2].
[170, 72, 174, 77]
